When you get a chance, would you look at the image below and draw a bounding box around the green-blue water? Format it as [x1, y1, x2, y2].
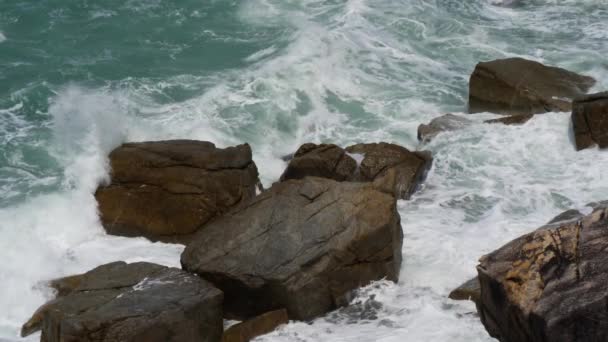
[1, 0, 607, 341]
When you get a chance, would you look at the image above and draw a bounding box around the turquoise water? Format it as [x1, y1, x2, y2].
[1, 0, 607, 341]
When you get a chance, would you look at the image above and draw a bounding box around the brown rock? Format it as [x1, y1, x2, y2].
[181, 177, 403, 321]
[95, 140, 260, 243]
[571, 92, 608, 151]
[280, 142, 431, 200]
[346, 143, 432, 199]
[279, 143, 357, 182]
[417, 114, 472, 142]
[475, 203, 608, 342]
[22, 262, 223, 342]
[222, 309, 288, 342]
[484, 114, 534, 125]
[469, 58, 595, 115]
[448, 277, 481, 305]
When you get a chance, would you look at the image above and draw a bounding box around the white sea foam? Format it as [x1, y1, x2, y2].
[346, 152, 365, 167]
[0, 86, 183, 341]
[0, 32, 5, 43]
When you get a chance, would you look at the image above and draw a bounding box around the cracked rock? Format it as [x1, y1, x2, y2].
[280, 142, 431, 200]
[95, 140, 260, 243]
[21, 261, 223, 342]
[468, 58, 595, 116]
[181, 177, 403, 321]
[475, 203, 608, 342]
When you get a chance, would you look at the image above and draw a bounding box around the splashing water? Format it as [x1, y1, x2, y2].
[0, 0, 607, 341]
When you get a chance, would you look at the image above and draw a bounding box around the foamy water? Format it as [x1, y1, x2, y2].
[0, 0, 607, 341]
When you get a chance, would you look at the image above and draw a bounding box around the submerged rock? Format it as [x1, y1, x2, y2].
[484, 114, 534, 125]
[95, 140, 260, 243]
[417, 114, 472, 142]
[468, 58, 595, 116]
[222, 309, 288, 342]
[448, 277, 481, 305]
[280, 142, 431, 199]
[475, 203, 608, 342]
[571, 92, 608, 151]
[181, 177, 403, 321]
[22, 262, 223, 342]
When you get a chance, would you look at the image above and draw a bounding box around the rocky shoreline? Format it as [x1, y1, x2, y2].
[23, 58, 607, 342]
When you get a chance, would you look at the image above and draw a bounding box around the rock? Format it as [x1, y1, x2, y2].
[181, 177, 403, 321]
[417, 114, 472, 142]
[490, 0, 523, 7]
[468, 58, 595, 115]
[571, 92, 608, 151]
[280, 142, 432, 200]
[345, 143, 432, 199]
[95, 140, 260, 243]
[279, 143, 357, 182]
[22, 261, 224, 342]
[475, 203, 608, 342]
[448, 277, 481, 304]
[222, 309, 288, 342]
[484, 114, 534, 125]
[546, 209, 585, 224]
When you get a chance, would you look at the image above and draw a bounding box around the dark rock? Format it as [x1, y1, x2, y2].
[485, 114, 534, 125]
[222, 309, 288, 342]
[449, 277, 481, 304]
[280, 142, 431, 200]
[469, 58, 595, 115]
[417, 114, 473, 142]
[476, 203, 608, 342]
[95, 140, 260, 243]
[546, 209, 584, 224]
[22, 261, 223, 342]
[491, 0, 523, 7]
[345, 143, 432, 199]
[181, 177, 403, 321]
[279, 143, 357, 182]
[571, 92, 608, 151]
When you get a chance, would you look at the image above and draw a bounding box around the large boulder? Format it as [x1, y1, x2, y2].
[21, 262, 223, 342]
[95, 140, 260, 243]
[417, 114, 472, 142]
[468, 58, 595, 115]
[475, 202, 608, 342]
[181, 177, 403, 321]
[571, 92, 608, 151]
[280, 142, 431, 199]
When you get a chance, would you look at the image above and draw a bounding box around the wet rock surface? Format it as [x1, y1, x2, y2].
[280, 142, 431, 199]
[22, 261, 224, 342]
[475, 203, 608, 342]
[279, 143, 357, 182]
[222, 309, 289, 342]
[181, 177, 403, 321]
[468, 58, 595, 116]
[571, 92, 608, 151]
[417, 114, 472, 142]
[484, 114, 534, 125]
[449, 277, 481, 305]
[95, 140, 260, 243]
